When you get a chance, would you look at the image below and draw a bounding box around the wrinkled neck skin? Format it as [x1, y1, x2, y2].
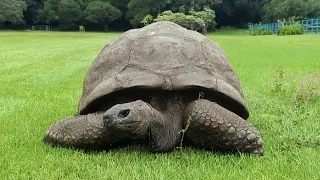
[101, 91, 198, 152]
[147, 95, 186, 152]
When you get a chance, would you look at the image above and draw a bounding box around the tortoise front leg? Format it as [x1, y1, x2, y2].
[183, 99, 264, 156]
[44, 112, 118, 150]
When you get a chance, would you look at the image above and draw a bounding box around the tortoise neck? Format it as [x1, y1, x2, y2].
[147, 95, 186, 152]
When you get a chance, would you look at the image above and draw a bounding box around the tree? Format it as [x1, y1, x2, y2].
[24, 0, 44, 25]
[0, 0, 27, 25]
[126, 0, 151, 28]
[127, 0, 221, 28]
[106, 0, 131, 31]
[4, 0, 320, 31]
[263, 0, 320, 21]
[38, 0, 60, 24]
[84, 1, 122, 31]
[58, 0, 82, 29]
[167, 0, 222, 14]
[109, 0, 130, 11]
[214, 0, 264, 28]
[39, 0, 83, 29]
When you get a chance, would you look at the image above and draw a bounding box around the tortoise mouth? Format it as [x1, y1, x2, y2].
[79, 87, 249, 120]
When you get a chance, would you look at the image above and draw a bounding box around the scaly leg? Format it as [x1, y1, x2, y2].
[183, 99, 264, 156]
[44, 112, 118, 150]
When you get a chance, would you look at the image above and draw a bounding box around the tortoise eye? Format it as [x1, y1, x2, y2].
[118, 109, 130, 118]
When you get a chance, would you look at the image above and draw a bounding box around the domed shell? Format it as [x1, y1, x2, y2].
[78, 21, 249, 119]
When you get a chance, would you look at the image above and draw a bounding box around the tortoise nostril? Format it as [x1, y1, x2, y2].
[103, 113, 110, 121]
[118, 109, 130, 118]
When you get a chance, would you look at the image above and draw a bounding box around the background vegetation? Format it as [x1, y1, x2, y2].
[1, 0, 320, 179]
[1, 0, 320, 31]
[0, 31, 319, 179]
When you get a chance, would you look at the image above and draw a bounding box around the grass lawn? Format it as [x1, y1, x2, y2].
[0, 30, 319, 179]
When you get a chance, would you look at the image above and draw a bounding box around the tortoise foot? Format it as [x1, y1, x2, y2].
[184, 99, 264, 156]
[44, 112, 115, 150]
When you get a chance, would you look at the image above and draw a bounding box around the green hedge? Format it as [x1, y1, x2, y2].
[251, 28, 272, 36]
[277, 24, 304, 36]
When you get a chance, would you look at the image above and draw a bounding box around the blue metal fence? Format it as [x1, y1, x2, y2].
[248, 18, 320, 34]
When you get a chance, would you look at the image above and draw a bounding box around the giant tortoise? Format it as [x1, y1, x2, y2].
[44, 21, 263, 156]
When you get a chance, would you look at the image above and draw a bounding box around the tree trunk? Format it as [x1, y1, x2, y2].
[103, 22, 110, 31]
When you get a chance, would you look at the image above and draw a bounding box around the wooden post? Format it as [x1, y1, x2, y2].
[79, 25, 85, 32]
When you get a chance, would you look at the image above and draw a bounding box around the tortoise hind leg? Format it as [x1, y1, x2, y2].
[44, 112, 117, 150]
[183, 99, 264, 156]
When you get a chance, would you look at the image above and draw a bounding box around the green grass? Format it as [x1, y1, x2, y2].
[1, 30, 319, 179]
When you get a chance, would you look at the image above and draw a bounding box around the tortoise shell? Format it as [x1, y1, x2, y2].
[78, 21, 249, 119]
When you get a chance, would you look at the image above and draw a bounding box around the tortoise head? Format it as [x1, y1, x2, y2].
[103, 100, 151, 140]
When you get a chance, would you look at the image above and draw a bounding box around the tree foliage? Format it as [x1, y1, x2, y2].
[84, 1, 122, 30]
[214, 0, 264, 28]
[153, 10, 214, 34]
[0, 0, 27, 24]
[168, 0, 221, 14]
[263, 0, 320, 22]
[141, 14, 153, 26]
[190, 8, 216, 29]
[38, 0, 60, 24]
[39, 0, 82, 29]
[126, 0, 151, 28]
[1, 0, 320, 31]
[58, 0, 82, 28]
[127, 0, 221, 28]
[24, 0, 44, 25]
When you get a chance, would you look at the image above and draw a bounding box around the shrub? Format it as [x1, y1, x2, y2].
[153, 10, 205, 33]
[251, 28, 272, 36]
[277, 24, 304, 36]
[189, 8, 216, 30]
[183, 15, 206, 32]
[146, 9, 216, 33]
[141, 14, 153, 26]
